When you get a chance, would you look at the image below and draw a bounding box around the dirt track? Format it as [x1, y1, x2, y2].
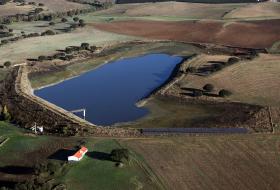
[93, 19, 280, 48]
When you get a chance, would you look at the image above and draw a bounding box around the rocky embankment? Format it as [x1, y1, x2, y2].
[0, 66, 140, 137]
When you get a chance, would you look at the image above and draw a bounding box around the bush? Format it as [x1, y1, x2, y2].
[49, 22, 55, 26]
[38, 3, 44, 6]
[193, 90, 203, 97]
[219, 89, 232, 97]
[3, 61, 11, 68]
[203, 84, 214, 92]
[110, 149, 129, 162]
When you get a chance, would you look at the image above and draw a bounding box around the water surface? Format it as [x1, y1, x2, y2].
[35, 54, 183, 125]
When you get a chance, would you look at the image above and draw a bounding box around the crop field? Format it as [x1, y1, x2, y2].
[122, 134, 280, 190]
[92, 19, 280, 49]
[177, 53, 280, 106]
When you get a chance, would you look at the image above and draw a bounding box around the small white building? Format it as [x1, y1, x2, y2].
[68, 146, 88, 162]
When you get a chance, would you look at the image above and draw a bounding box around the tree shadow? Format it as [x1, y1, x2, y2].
[48, 149, 77, 161]
[26, 58, 38, 61]
[86, 151, 112, 161]
[0, 180, 17, 188]
[0, 166, 34, 175]
[203, 92, 220, 97]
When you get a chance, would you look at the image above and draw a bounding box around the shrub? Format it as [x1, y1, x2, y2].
[193, 90, 203, 97]
[8, 28, 13, 32]
[227, 57, 239, 65]
[110, 149, 129, 162]
[219, 89, 232, 97]
[3, 61, 11, 68]
[203, 84, 214, 92]
[38, 3, 44, 6]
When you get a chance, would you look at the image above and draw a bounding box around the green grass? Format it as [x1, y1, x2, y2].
[0, 121, 49, 166]
[62, 139, 163, 190]
[126, 97, 225, 128]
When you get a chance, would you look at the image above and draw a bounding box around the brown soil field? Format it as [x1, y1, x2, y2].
[92, 19, 280, 48]
[224, 2, 280, 19]
[122, 134, 280, 190]
[177, 53, 280, 106]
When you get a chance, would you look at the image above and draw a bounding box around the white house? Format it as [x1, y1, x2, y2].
[68, 146, 88, 161]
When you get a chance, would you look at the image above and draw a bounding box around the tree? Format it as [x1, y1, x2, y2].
[203, 84, 214, 92]
[110, 149, 129, 162]
[219, 89, 232, 97]
[61, 17, 68, 23]
[81, 43, 89, 50]
[3, 61, 11, 68]
[1, 105, 11, 121]
[73, 17, 79, 22]
[38, 56, 46, 62]
[79, 19, 85, 27]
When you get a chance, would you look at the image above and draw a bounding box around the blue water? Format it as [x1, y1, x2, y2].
[35, 54, 183, 125]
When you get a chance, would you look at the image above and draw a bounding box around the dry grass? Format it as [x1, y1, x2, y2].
[0, 2, 34, 17]
[122, 134, 280, 190]
[178, 53, 280, 106]
[0, 26, 139, 65]
[224, 2, 280, 19]
[25, 0, 89, 13]
[95, 2, 243, 20]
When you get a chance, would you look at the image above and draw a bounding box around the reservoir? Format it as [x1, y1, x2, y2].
[35, 54, 183, 125]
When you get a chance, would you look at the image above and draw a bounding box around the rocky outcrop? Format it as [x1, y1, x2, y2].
[0, 66, 140, 137]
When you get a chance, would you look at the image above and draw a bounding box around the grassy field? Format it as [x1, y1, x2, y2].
[0, 122, 164, 189]
[126, 97, 225, 128]
[177, 53, 280, 106]
[63, 139, 164, 190]
[0, 26, 139, 65]
[122, 134, 280, 190]
[0, 2, 34, 17]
